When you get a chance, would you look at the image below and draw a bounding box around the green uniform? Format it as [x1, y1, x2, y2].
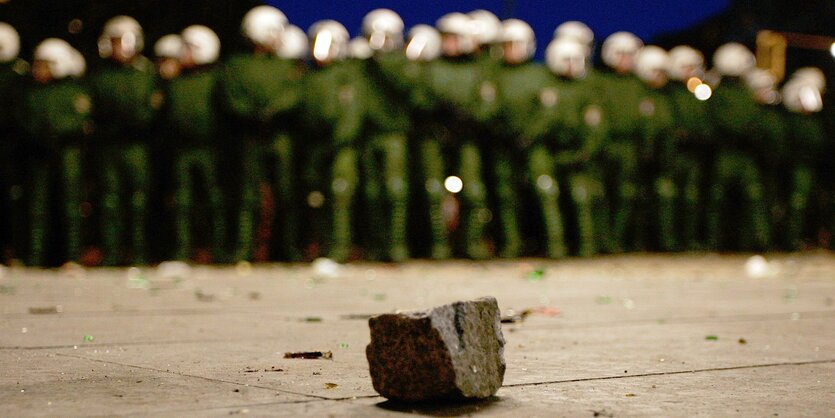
[422, 55, 499, 259]
[511, 67, 610, 257]
[304, 58, 410, 262]
[598, 70, 648, 251]
[165, 66, 227, 262]
[221, 53, 305, 261]
[89, 57, 160, 265]
[778, 109, 824, 249]
[664, 82, 714, 250]
[636, 83, 677, 251]
[706, 79, 773, 251]
[374, 52, 451, 259]
[17, 78, 92, 265]
[0, 60, 27, 260]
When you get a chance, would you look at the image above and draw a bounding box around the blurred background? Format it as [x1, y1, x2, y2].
[1, 0, 833, 69]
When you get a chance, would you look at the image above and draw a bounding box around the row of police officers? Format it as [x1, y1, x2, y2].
[0, 6, 830, 265]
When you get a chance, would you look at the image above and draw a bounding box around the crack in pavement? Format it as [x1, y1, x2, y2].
[54, 352, 379, 402]
[501, 358, 835, 388]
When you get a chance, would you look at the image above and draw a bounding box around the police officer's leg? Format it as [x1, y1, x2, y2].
[101, 147, 122, 265]
[330, 147, 358, 262]
[706, 154, 732, 250]
[494, 148, 522, 258]
[459, 140, 489, 259]
[174, 152, 194, 261]
[235, 140, 260, 261]
[612, 144, 638, 252]
[679, 156, 702, 250]
[200, 150, 227, 262]
[362, 140, 385, 259]
[29, 161, 50, 266]
[420, 137, 450, 259]
[655, 174, 679, 252]
[527, 145, 564, 258]
[272, 132, 301, 261]
[785, 165, 813, 250]
[381, 133, 409, 262]
[126, 143, 150, 264]
[741, 161, 770, 251]
[571, 171, 608, 257]
[63, 146, 82, 262]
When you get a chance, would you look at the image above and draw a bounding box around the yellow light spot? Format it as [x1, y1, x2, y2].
[444, 176, 463, 194]
[694, 84, 712, 101]
[686, 77, 702, 93]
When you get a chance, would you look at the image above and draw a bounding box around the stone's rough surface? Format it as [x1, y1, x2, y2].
[366, 296, 506, 401]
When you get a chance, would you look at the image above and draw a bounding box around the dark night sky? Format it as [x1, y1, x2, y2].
[266, 0, 731, 57]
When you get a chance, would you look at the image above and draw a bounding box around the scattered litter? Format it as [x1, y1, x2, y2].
[29, 305, 63, 314]
[312, 258, 341, 279]
[302, 317, 322, 322]
[243, 368, 259, 373]
[283, 351, 332, 360]
[339, 343, 349, 349]
[373, 293, 387, 301]
[340, 313, 375, 320]
[324, 383, 338, 389]
[248, 292, 261, 301]
[83, 335, 94, 342]
[705, 335, 718, 341]
[228, 408, 249, 415]
[738, 338, 747, 345]
[232, 389, 240, 393]
[592, 409, 614, 417]
[526, 267, 545, 282]
[194, 290, 216, 302]
[243, 366, 285, 373]
[235, 261, 253, 277]
[625, 393, 636, 397]
[501, 307, 561, 323]
[595, 296, 613, 305]
[265, 366, 284, 372]
[745, 255, 776, 279]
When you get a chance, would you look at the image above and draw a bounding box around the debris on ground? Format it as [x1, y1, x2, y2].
[340, 313, 376, 320]
[302, 316, 322, 322]
[745, 255, 777, 279]
[283, 351, 333, 360]
[705, 335, 719, 341]
[28, 305, 63, 314]
[311, 258, 342, 279]
[625, 393, 637, 397]
[500, 307, 561, 323]
[366, 296, 505, 401]
[0, 285, 15, 295]
[324, 383, 338, 389]
[265, 366, 284, 372]
[596, 296, 613, 305]
[194, 290, 216, 302]
[738, 338, 748, 345]
[83, 335, 94, 342]
[248, 291, 261, 301]
[527, 267, 546, 282]
[339, 342, 349, 349]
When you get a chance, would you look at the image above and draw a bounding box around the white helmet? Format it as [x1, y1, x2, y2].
[436, 12, 475, 55]
[349, 36, 373, 60]
[0, 22, 21, 63]
[154, 34, 183, 59]
[277, 25, 308, 60]
[744, 68, 779, 105]
[790, 67, 826, 91]
[362, 8, 404, 51]
[667, 45, 704, 81]
[634, 46, 669, 86]
[34, 38, 79, 80]
[69, 48, 86, 78]
[406, 24, 442, 62]
[467, 9, 502, 46]
[242, 5, 287, 47]
[501, 19, 536, 62]
[182, 25, 221, 65]
[553, 21, 594, 47]
[601, 31, 643, 70]
[309, 20, 350, 63]
[712, 42, 755, 77]
[782, 78, 823, 113]
[98, 15, 144, 58]
[546, 37, 589, 79]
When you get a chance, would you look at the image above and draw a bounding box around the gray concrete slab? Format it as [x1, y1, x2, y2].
[0, 254, 834, 416]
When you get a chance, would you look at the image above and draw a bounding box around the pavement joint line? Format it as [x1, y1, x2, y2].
[54, 352, 338, 402]
[501, 358, 835, 388]
[5, 309, 833, 351]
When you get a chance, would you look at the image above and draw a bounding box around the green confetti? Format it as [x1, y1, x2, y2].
[373, 293, 386, 301]
[304, 317, 322, 322]
[596, 296, 613, 305]
[527, 268, 545, 282]
[83, 335, 94, 342]
[339, 342, 349, 349]
[705, 335, 718, 341]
